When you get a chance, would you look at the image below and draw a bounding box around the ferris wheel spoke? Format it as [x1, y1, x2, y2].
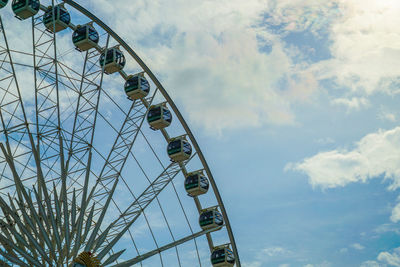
[0, 17, 39, 193]
[119, 152, 185, 266]
[111, 227, 218, 267]
[0, 247, 29, 267]
[32, 6, 66, 185]
[0, 198, 38, 261]
[0, 252, 13, 267]
[0, 146, 55, 265]
[94, 154, 195, 256]
[86, 94, 154, 217]
[65, 36, 109, 197]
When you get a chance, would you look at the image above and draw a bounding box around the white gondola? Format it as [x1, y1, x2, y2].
[199, 207, 223, 231]
[12, 0, 40, 20]
[124, 73, 150, 100]
[72, 23, 99, 51]
[43, 4, 70, 32]
[0, 0, 8, 8]
[147, 103, 172, 130]
[185, 170, 209, 197]
[211, 244, 235, 267]
[99, 46, 126, 74]
[167, 136, 192, 162]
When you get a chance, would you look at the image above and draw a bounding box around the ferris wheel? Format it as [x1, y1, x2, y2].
[0, 0, 240, 266]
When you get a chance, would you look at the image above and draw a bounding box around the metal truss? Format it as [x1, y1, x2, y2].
[0, 17, 36, 199]
[94, 154, 195, 255]
[0, 141, 127, 266]
[32, 8, 65, 188]
[85, 93, 153, 208]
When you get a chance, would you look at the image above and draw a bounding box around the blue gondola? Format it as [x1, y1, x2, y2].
[147, 103, 172, 130]
[124, 73, 150, 100]
[211, 245, 235, 267]
[99, 46, 126, 74]
[12, 0, 40, 20]
[185, 171, 209, 197]
[199, 208, 223, 231]
[43, 4, 70, 32]
[0, 0, 8, 8]
[167, 136, 191, 162]
[72, 24, 99, 51]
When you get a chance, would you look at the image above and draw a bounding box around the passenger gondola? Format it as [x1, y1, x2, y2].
[99, 46, 126, 74]
[211, 245, 235, 267]
[72, 23, 99, 51]
[185, 170, 209, 197]
[199, 207, 223, 231]
[0, 0, 8, 8]
[12, 0, 40, 20]
[43, 4, 71, 32]
[147, 103, 172, 130]
[167, 136, 192, 162]
[124, 73, 150, 100]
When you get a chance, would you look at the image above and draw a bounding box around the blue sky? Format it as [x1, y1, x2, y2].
[1, 0, 400, 266]
[83, 0, 400, 266]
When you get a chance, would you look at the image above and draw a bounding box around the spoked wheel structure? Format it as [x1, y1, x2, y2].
[0, 0, 240, 266]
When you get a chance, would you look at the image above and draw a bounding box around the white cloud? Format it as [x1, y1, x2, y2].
[378, 110, 397, 122]
[265, 0, 340, 35]
[274, 0, 400, 96]
[351, 243, 365, 250]
[331, 97, 369, 111]
[266, 0, 400, 113]
[243, 246, 291, 267]
[243, 261, 262, 267]
[320, 0, 400, 95]
[286, 127, 400, 190]
[315, 137, 335, 145]
[303, 261, 331, 267]
[71, 0, 400, 135]
[80, 0, 301, 134]
[262, 246, 288, 257]
[363, 247, 400, 267]
[378, 248, 400, 267]
[374, 223, 400, 235]
[391, 201, 400, 223]
[360, 261, 386, 267]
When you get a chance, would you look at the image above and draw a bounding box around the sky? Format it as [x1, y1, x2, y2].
[77, 0, 400, 266]
[1, 0, 400, 266]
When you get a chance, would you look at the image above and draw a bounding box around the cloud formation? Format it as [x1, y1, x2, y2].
[74, 0, 400, 134]
[391, 200, 400, 223]
[362, 247, 400, 267]
[378, 248, 400, 267]
[83, 0, 300, 134]
[286, 127, 400, 190]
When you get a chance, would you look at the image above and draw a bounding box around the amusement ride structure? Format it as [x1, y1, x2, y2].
[0, 0, 240, 266]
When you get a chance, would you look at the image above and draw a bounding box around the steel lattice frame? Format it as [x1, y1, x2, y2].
[0, 0, 241, 266]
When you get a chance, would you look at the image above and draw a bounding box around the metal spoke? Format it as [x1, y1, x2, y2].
[95, 154, 195, 255]
[111, 227, 219, 267]
[32, 8, 65, 187]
